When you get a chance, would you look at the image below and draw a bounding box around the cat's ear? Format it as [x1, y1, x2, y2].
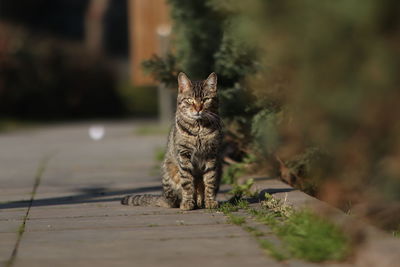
[178, 72, 192, 94]
[205, 72, 217, 91]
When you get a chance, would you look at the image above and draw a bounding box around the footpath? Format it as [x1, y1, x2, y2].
[0, 121, 279, 267]
[1, 121, 397, 267]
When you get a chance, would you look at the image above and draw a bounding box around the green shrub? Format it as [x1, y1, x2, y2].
[144, 1, 400, 232]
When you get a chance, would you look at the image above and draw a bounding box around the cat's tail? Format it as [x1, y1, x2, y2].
[121, 194, 170, 207]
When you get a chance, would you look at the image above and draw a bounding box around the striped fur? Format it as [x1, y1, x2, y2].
[120, 194, 170, 207]
[122, 72, 223, 210]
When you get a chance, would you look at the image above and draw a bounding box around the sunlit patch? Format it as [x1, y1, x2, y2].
[89, 125, 105, 140]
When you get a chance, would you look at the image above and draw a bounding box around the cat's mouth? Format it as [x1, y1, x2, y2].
[191, 112, 203, 120]
[192, 114, 202, 120]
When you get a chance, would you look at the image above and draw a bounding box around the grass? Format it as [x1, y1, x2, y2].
[277, 210, 349, 262]
[216, 194, 350, 263]
[252, 201, 349, 262]
[216, 199, 249, 214]
[243, 226, 264, 237]
[250, 208, 279, 227]
[217, 202, 239, 214]
[267, 212, 349, 262]
[227, 214, 246, 225]
[257, 239, 289, 261]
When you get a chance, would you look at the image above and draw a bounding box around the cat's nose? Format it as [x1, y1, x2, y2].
[193, 103, 203, 112]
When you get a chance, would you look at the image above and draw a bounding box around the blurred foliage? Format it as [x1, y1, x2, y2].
[142, 54, 179, 88]
[144, 0, 400, 229]
[117, 82, 158, 117]
[0, 23, 124, 119]
[233, 0, 400, 204]
[222, 154, 256, 184]
[277, 210, 349, 262]
[228, 178, 257, 199]
[143, 0, 260, 160]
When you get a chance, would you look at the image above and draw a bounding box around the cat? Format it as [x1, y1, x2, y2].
[121, 72, 222, 210]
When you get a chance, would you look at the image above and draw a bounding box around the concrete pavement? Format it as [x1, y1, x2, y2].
[0, 121, 281, 267]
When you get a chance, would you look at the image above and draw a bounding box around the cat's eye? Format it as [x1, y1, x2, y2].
[185, 98, 194, 104]
[204, 98, 212, 103]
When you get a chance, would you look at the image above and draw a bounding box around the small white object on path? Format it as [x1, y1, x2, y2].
[89, 125, 105, 141]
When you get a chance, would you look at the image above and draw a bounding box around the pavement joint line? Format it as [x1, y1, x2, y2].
[24, 211, 225, 220]
[22, 222, 230, 232]
[5, 154, 53, 267]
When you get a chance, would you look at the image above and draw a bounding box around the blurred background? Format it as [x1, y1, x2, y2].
[0, 0, 169, 121]
[1, 0, 400, 235]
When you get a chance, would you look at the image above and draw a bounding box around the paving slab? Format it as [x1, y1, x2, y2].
[0, 121, 284, 267]
[25, 211, 227, 232]
[0, 233, 18, 264]
[15, 226, 276, 267]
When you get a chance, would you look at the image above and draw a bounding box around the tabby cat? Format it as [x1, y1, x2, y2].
[121, 72, 222, 210]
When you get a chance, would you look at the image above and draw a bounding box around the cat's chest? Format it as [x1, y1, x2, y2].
[176, 123, 220, 155]
[196, 125, 218, 144]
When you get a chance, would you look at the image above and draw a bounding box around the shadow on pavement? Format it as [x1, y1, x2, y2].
[0, 185, 162, 210]
[259, 188, 296, 197]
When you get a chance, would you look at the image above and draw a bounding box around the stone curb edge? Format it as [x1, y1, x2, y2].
[249, 177, 400, 267]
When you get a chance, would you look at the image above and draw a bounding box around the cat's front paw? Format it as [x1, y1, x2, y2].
[180, 199, 195, 211]
[205, 200, 219, 209]
[196, 195, 204, 208]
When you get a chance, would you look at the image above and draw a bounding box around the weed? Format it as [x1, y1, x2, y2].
[252, 209, 279, 227]
[217, 202, 239, 214]
[244, 226, 264, 237]
[227, 214, 246, 225]
[222, 154, 256, 184]
[261, 193, 293, 218]
[229, 178, 258, 199]
[147, 224, 159, 227]
[235, 199, 250, 209]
